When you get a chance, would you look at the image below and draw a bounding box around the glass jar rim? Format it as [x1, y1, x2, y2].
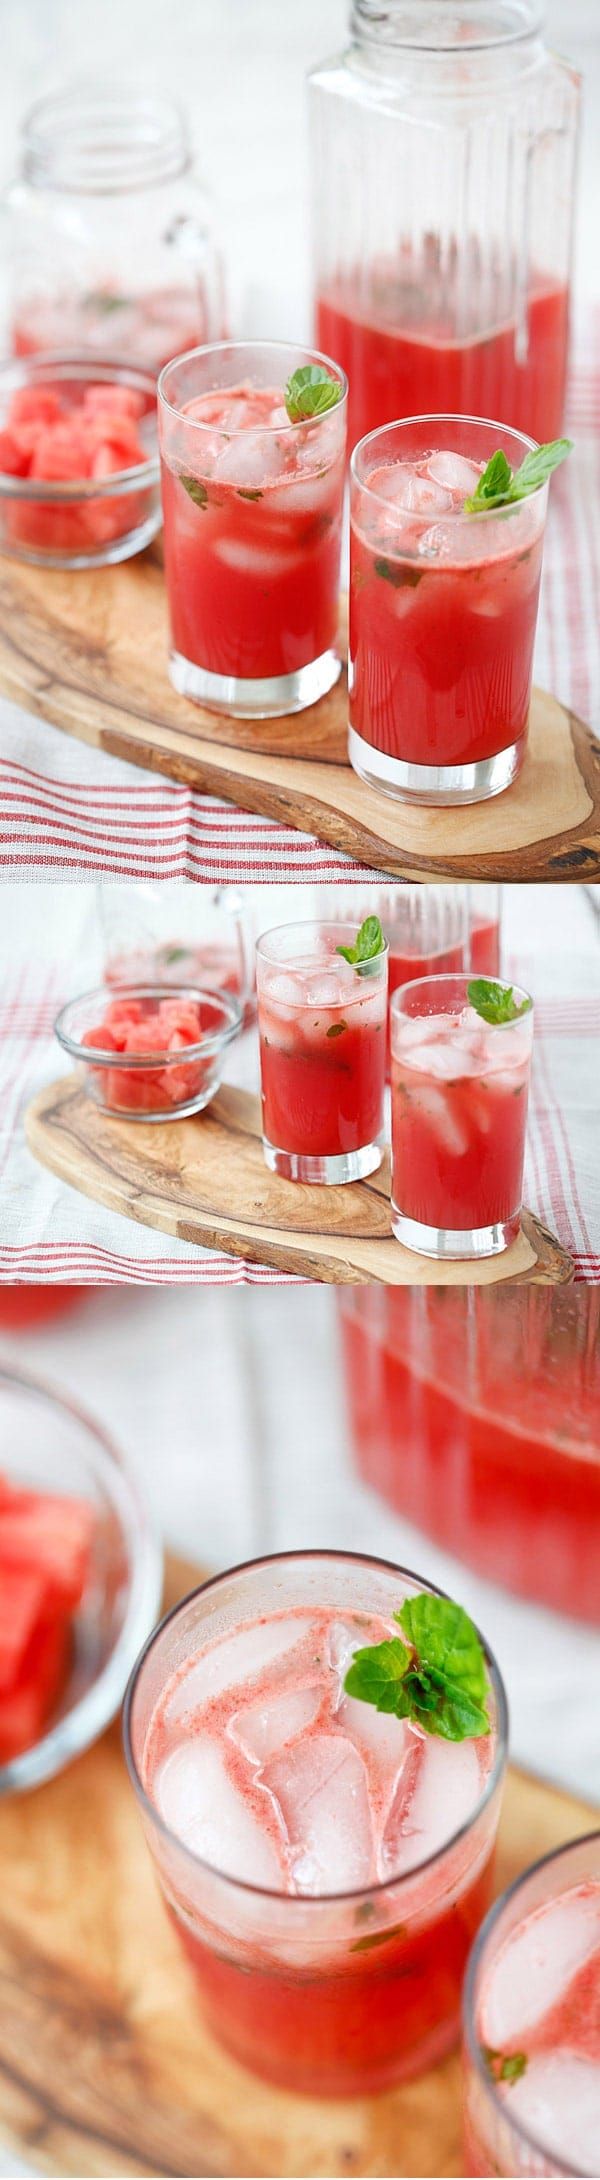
[390, 972, 533, 1024]
[462, 1828, 600, 2179]
[158, 341, 348, 437]
[350, 1, 544, 55]
[21, 83, 189, 195]
[123, 1546, 508, 1906]
[351, 413, 543, 520]
[55, 983, 242, 1067]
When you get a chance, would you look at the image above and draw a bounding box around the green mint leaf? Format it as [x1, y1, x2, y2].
[84, 290, 130, 316]
[397, 1593, 488, 1706]
[237, 487, 263, 500]
[510, 439, 573, 499]
[326, 1020, 348, 1038]
[336, 916, 385, 968]
[344, 1638, 411, 1714]
[284, 365, 342, 423]
[466, 449, 513, 511]
[350, 1920, 408, 1954]
[374, 555, 423, 589]
[159, 945, 187, 966]
[482, 2047, 528, 2087]
[344, 1590, 490, 1743]
[464, 438, 572, 513]
[180, 474, 209, 509]
[467, 978, 531, 1026]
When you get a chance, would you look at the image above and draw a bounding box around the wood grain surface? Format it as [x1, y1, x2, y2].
[0, 550, 598, 880]
[0, 1552, 596, 2180]
[25, 1076, 574, 1286]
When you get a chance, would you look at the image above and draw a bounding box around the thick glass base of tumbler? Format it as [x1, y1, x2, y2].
[391, 1205, 521, 1260]
[170, 647, 341, 719]
[263, 1136, 383, 1185]
[348, 726, 525, 806]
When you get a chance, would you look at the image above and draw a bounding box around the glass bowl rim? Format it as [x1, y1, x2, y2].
[0, 1354, 162, 1793]
[123, 1545, 508, 1907]
[157, 339, 348, 437]
[350, 412, 546, 520]
[54, 981, 243, 1067]
[0, 354, 159, 499]
[462, 1826, 600, 2179]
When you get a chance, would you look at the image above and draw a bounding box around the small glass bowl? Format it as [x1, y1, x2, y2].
[0, 1358, 162, 1793]
[55, 981, 242, 1121]
[0, 354, 160, 568]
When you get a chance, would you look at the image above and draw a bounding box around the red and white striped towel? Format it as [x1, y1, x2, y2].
[0, 317, 598, 880]
[0, 942, 597, 1282]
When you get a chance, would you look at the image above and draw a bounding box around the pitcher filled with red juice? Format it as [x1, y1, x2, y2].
[309, 3, 579, 453]
[338, 1290, 600, 1625]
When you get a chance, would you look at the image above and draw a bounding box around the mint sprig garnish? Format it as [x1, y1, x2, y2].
[284, 365, 342, 424]
[180, 474, 209, 509]
[464, 438, 572, 513]
[467, 978, 531, 1026]
[482, 2047, 528, 2087]
[344, 1591, 490, 1743]
[336, 915, 385, 970]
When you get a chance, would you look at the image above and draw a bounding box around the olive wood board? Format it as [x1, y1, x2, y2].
[0, 549, 598, 880]
[0, 1549, 596, 2180]
[25, 1075, 574, 1287]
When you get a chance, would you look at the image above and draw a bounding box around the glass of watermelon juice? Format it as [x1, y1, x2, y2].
[463, 1831, 600, 2178]
[349, 417, 549, 805]
[55, 982, 242, 1121]
[124, 1550, 507, 2097]
[390, 973, 533, 1259]
[158, 341, 347, 718]
[256, 920, 388, 1183]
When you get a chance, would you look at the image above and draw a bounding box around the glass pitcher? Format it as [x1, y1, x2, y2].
[1, 86, 226, 375]
[309, 1, 580, 451]
[338, 1288, 600, 1624]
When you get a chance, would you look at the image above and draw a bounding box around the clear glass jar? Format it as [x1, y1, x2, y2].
[1, 86, 226, 375]
[98, 882, 255, 1025]
[309, 1, 580, 452]
[337, 1289, 600, 1623]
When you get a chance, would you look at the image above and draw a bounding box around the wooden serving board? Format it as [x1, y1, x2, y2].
[25, 1076, 574, 1286]
[0, 1551, 596, 2180]
[1, 550, 598, 881]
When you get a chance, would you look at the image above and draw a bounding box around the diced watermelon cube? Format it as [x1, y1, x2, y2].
[29, 424, 91, 483]
[82, 1023, 119, 1052]
[157, 999, 203, 1044]
[83, 383, 145, 422]
[0, 429, 29, 477]
[0, 1489, 94, 1611]
[0, 1564, 53, 1692]
[9, 386, 61, 428]
[0, 1614, 71, 1764]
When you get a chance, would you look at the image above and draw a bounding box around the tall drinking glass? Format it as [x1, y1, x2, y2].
[124, 1550, 507, 2098]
